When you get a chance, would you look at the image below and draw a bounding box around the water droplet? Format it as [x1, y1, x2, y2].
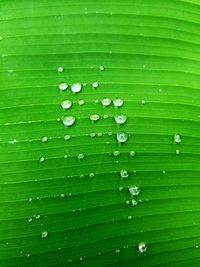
[39, 157, 45, 163]
[118, 186, 123, 191]
[61, 100, 72, 110]
[9, 139, 18, 144]
[26, 254, 31, 258]
[138, 242, 148, 253]
[108, 131, 113, 136]
[175, 149, 180, 155]
[129, 186, 140, 196]
[64, 134, 71, 141]
[89, 173, 95, 178]
[59, 82, 68, 91]
[114, 115, 127, 125]
[28, 218, 32, 222]
[41, 136, 48, 143]
[115, 249, 120, 253]
[113, 98, 123, 107]
[116, 132, 128, 143]
[103, 114, 109, 119]
[57, 66, 64, 73]
[120, 170, 129, 179]
[41, 231, 48, 238]
[71, 83, 82, 93]
[127, 215, 132, 220]
[129, 151, 136, 157]
[35, 214, 41, 219]
[78, 153, 85, 160]
[97, 132, 103, 137]
[63, 116, 76, 126]
[101, 98, 111, 107]
[90, 132, 96, 137]
[131, 199, 138, 206]
[174, 134, 181, 143]
[99, 65, 105, 71]
[113, 150, 120, 157]
[92, 81, 99, 88]
[141, 100, 146, 105]
[90, 114, 100, 121]
[0, 36, 2, 41]
[78, 99, 85, 105]
[60, 193, 65, 198]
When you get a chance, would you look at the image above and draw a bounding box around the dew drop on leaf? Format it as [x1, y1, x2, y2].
[41, 231, 49, 238]
[129, 186, 140, 196]
[78, 99, 85, 105]
[59, 82, 68, 91]
[57, 66, 64, 73]
[114, 115, 127, 125]
[138, 242, 148, 253]
[99, 65, 105, 71]
[41, 136, 48, 143]
[116, 132, 128, 143]
[131, 199, 138, 206]
[78, 153, 85, 160]
[174, 134, 181, 143]
[61, 100, 72, 110]
[71, 83, 82, 93]
[120, 170, 129, 178]
[39, 157, 45, 163]
[129, 151, 136, 157]
[90, 114, 100, 121]
[175, 149, 180, 155]
[101, 98, 111, 107]
[113, 98, 123, 107]
[92, 81, 99, 88]
[64, 134, 71, 141]
[63, 116, 76, 126]
[113, 150, 120, 157]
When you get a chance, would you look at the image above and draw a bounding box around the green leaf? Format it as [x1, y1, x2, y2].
[0, 0, 200, 266]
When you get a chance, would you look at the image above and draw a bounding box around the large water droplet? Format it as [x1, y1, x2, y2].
[63, 116, 75, 126]
[138, 242, 148, 253]
[116, 132, 128, 143]
[101, 98, 111, 107]
[90, 114, 100, 122]
[129, 186, 140, 196]
[61, 100, 72, 110]
[174, 134, 181, 143]
[114, 115, 127, 125]
[120, 170, 129, 178]
[113, 98, 123, 107]
[59, 82, 68, 91]
[71, 83, 82, 93]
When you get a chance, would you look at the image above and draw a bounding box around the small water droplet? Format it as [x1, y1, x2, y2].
[138, 242, 148, 253]
[57, 66, 64, 73]
[127, 215, 132, 220]
[114, 115, 127, 125]
[141, 100, 146, 105]
[92, 81, 99, 88]
[131, 199, 138, 206]
[129, 151, 136, 157]
[113, 98, 123, 107]
[26, 253, 31, 258]
[41, 136, 48, 143]
[78, 153, 85, 160]
[64, 134, 71, 141]
[117, 132, 128, 143]
[101, 98, 111, 107]
[35, 214, 41, 219]
[0, 36, 3, 41]
[175, 149, 180, 155]
[120, 170, 129, 178]
[89, 173, 95, 178]
[60, 193, 65, 198]
[115, 249, 120, 253]
[61, 100, 72, 110]
[78, 99, 85, 105]
[129, 186, 140, 196]
[90, 132, 96, 137]
[71, 83, 82, 93]
[59, 82, 68, 91]
[90, 114, 100, 121]
[103, 114, 109, 119]
[39, 157, 45, 163]
[41, 231, 48, 238]
[28, 218, 32, 222]
[99, 65, 105, 71]
[97, 132, 103, 137]
[113, 150, 120, 157]
[63, 116, 76, 126]
[174, 134, 181, 143]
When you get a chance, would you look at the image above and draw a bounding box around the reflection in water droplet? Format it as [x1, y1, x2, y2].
[101, 98, 111, 107]
[61, 100, 72, 110]
[117, 132, 128, 143]
[114, 115, 127, 125]
[90, 114, 100, 121]
[120, 170, 129, 178]
[59, 82, 68, 91]
[71, 83, 82, 93]
[63, 116, 75, 126]
[129, 186, 140, 196]
[138, 242, 148, 253]
[113, 98, 123, 107]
